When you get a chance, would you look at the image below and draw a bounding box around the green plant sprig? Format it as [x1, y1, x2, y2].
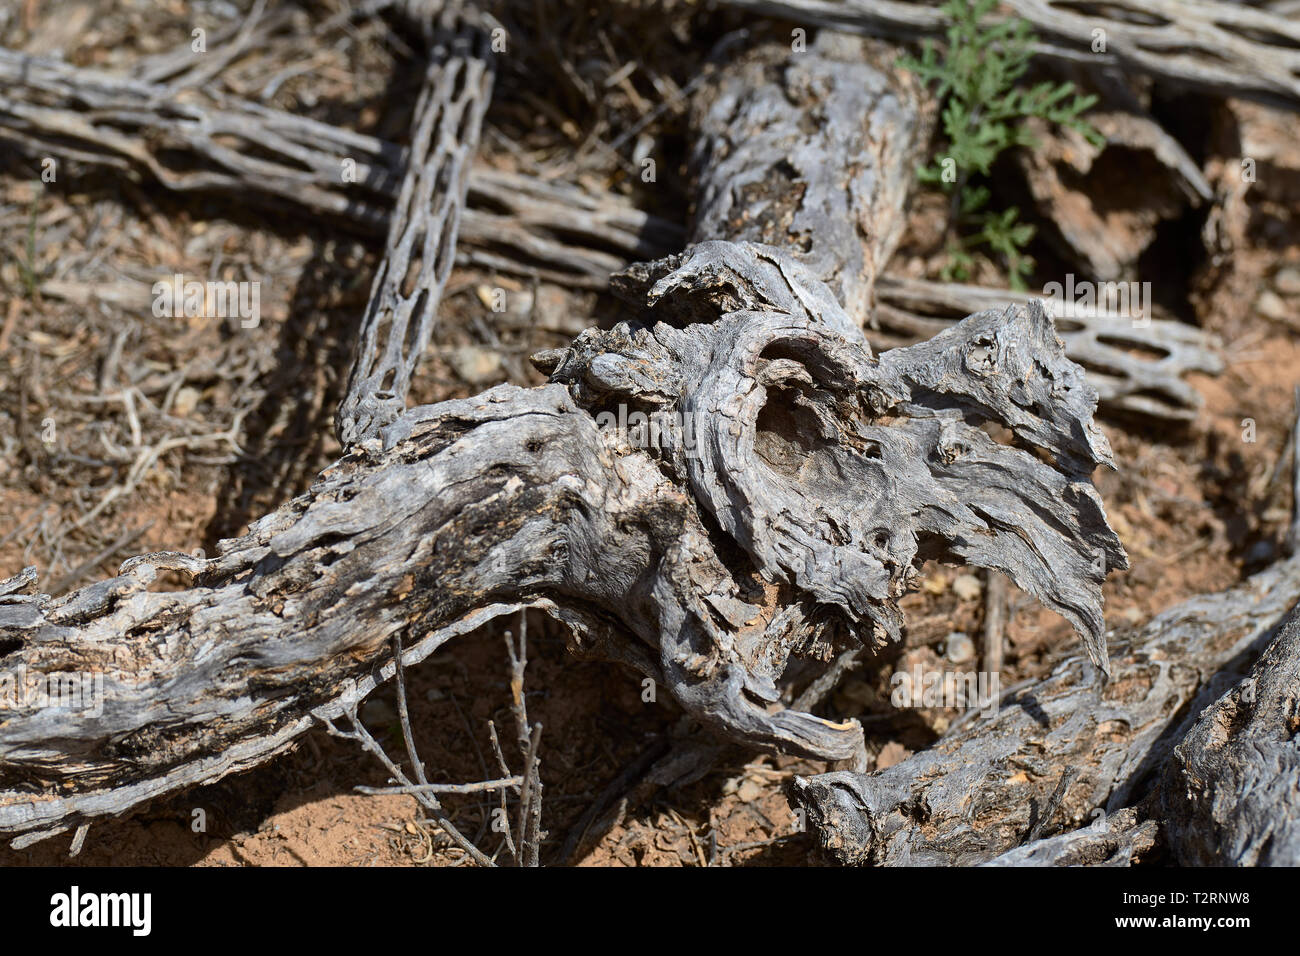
[900, 0, 1103, 289]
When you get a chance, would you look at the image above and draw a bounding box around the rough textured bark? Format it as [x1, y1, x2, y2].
[688, 32, 930, 325]
[718, 0, 1300, 109]
[791, 555, 1300, 866]
[0, 47, 680, 287]
[0, 38, 1125, 849]
[980, 807, 1158, 866]
[1160, 602, 1300, 865]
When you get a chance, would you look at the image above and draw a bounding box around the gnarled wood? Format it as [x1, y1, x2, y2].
[1160, 602, 1300, 865]
[791, 555, 1300, 866]
[0, 36, 1125, 851]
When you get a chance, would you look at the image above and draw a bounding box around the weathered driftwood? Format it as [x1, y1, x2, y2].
[1160, 602, 1300, 865]
[791, 554, 1300, 866]
[717, 0, 1300, 109]
[0, 39, 1126, 846]
[874, 275, 1224, 422]
[335, 8, 495, 445]
[0, 47, 681, 288]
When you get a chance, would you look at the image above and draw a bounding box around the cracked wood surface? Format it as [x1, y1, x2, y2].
[1160, 601, 1300, 865]
[0, 35, 1126, 848]
[791, 555, 1300, 866]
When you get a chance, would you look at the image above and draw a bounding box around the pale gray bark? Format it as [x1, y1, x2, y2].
[0, 47, 680, 288]
[792, 555, 1300, 865]
[717, 0, 1300, 109]
[874, 275, 1224, 423]
[335, 10, 495, 445]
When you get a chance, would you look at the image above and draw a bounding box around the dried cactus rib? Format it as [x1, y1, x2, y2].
[875, 275, 1224, 422]
[0, 48, 679, 287]
[335, 13, 495, 446]
[719, 0, 1300, 108]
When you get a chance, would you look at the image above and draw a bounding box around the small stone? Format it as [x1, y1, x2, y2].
[944, 632, 976, 664]
[874, 742, 911, 770]
[1256, 290, 1290, 322]
[1274, 266, 1300, 296]
[921, 573, 948, 595]
[951, 573, 983, 601]
[172, 386, 201, 418]
[737, 778, 764, 802]
[445, 345, 503, 385]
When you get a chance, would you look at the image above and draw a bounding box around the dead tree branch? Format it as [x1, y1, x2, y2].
[1160, 601, 1300, 865]
[0, 47, 680, 288]
[0, 34, 1124, 852]
[791, 554, 1300, 865]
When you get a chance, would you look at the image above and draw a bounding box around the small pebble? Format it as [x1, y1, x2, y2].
[737, 778, 764, 803]
[1256, 290, 1290, 322]
[944, 632, 976, 664]
[952, 573, 983, 601]
[1274, 266, 1300, 296]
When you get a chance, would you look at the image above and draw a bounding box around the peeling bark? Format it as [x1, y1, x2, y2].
[791, 556, 1300, 866]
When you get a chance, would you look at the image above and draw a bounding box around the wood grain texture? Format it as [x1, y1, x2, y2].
[1161, 601, 1300, 865]
[0, 37, 1126, 849]
[791, 555, 1300, 865]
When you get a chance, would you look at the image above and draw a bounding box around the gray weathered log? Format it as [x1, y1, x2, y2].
[874, 275, 1224, 422]
[717, 0, 1300, 109]
[0, 47, 681, 288]
[0, 36, 1124, 849]
[334, 7, 495, 445]
[688, 32, 930, 325]
[791, 554, 1300, 865]
[980, 807, 1158, 866]
[1160, 602, 1300, 865]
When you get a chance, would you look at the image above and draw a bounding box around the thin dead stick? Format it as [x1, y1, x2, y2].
[1287, 386, 1300, 557]
[356, 777, 522, 796]
[982, 572, 1007, 680]
[331, 704, 494, 867]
